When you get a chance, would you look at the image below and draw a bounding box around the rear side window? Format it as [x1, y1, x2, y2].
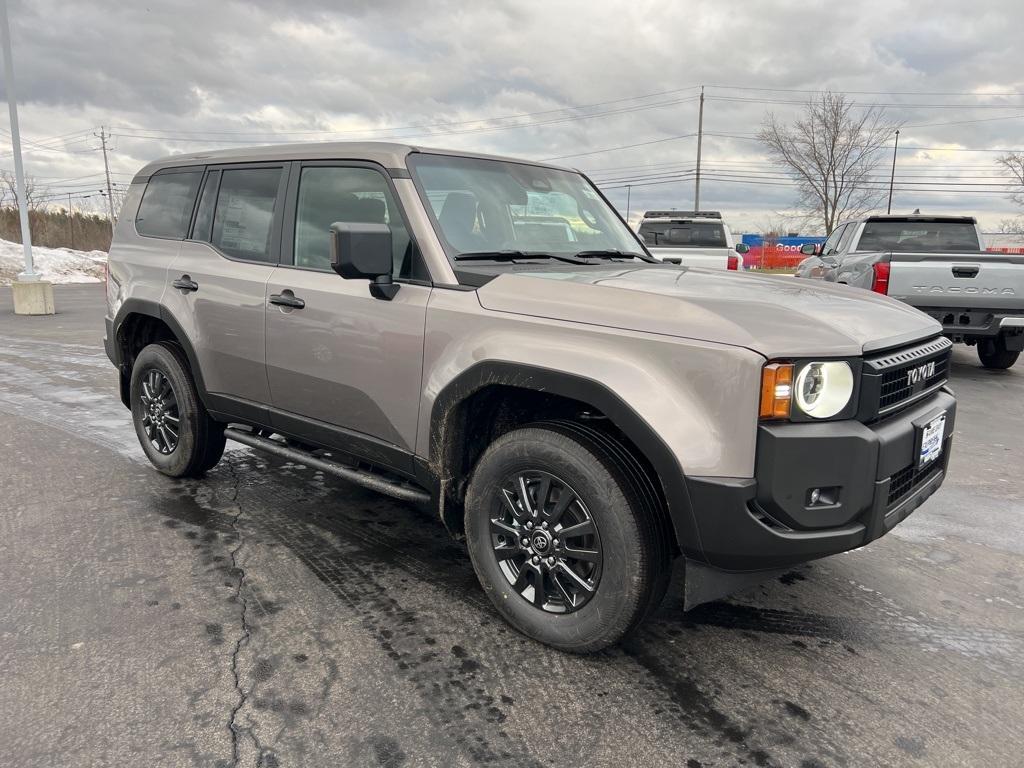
[211, 168, 282, 263]
[135, 171, 202, 239]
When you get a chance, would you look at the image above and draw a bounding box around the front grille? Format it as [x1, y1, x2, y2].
[887, 462, 942, 507]
[863, 336, 952, 418]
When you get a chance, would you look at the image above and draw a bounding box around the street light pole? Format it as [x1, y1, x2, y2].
[694, 85, 705, 211]
[0, 0, 35, 280]
[625, 184, 632, 227]
[1, 0, 53, 314]
[887, 129, 900, 214]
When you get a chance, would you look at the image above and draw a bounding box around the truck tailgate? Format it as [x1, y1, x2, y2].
[647, 246, 730, 269]
[888, 252, 1024, 310]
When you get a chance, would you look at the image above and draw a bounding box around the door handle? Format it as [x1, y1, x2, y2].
[269, 291, 305, 309]
[172, 276, 199, 292]
[952, 265, 979, 278]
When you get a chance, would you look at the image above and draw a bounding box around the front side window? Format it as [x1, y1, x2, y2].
[821, 224, 846, 256]
[135, 170, 202, 239]
[408, 153, 642, 262]
[293, 166, 414, 277]
[211, 168, 282, 263]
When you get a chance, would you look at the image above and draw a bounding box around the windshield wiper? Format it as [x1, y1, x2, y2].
[454, 250, 589, 264]
[573, 249, 656, 263]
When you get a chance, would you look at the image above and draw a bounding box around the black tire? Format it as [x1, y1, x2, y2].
[130, 342, 225, 477]
[464, 423, 669, 653]
[977, 337, 1020, 370]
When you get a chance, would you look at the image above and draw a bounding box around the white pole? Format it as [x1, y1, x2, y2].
[0, 0, 36, 280]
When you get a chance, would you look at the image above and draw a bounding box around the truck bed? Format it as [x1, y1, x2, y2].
[888, 251, 1024, 312]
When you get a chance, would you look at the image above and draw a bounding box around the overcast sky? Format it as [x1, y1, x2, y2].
[2, 0, 1023, 233]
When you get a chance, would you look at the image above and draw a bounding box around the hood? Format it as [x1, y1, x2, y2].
[476, 266, 941, 358]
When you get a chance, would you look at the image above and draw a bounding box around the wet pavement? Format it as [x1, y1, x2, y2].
[1, 284, 1022, 767]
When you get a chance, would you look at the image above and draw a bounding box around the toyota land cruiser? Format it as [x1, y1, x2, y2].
[104, 143, 956, 652]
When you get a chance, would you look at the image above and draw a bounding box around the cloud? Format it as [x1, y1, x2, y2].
[1, 0, 1023, 230]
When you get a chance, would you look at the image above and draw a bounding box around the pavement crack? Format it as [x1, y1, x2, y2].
[223, 457, 264, 767]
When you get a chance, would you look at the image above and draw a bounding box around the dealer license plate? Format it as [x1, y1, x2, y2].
[918, 413, 946, 468]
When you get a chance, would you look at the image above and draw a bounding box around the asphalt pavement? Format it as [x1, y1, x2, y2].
[1, 284, 1022, 767]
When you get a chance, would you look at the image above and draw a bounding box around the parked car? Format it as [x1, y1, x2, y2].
[795, 214, 1024, 368]
[636, 210, 749, 269]
[104, 144, 956, 652]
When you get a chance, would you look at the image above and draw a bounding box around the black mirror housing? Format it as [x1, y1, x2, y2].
[330, 222, 398, 300]
[800, 243, 817, 256]
[735, 243, 750, 254]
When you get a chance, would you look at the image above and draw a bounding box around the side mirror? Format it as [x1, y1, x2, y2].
[735, 243, 750, 254]
[330, 222, 398, 300]
[800, 243, 817, 256]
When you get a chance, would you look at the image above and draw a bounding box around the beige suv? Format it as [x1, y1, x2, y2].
[104, 143, 956, 652]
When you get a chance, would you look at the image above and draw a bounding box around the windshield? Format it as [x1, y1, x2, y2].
[857, 221, 981, 252]
[638, 220, 727, 248]
[407, 153, 644, 261]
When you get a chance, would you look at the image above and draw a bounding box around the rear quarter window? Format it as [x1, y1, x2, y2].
[135, 171, 203, 239]
[210, 168, 282, 262]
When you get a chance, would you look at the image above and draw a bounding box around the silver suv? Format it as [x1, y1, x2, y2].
[104, 143, 956, 652]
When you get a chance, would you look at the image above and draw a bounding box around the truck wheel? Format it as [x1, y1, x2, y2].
[130, 342, 225, 477]
[977, 337, 1020, 370]
[464, 424, 668, 652]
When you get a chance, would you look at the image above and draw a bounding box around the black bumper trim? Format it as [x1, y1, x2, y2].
[688, 389, 955, 572]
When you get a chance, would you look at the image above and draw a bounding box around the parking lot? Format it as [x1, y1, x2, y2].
[1, 284, 1022, 767]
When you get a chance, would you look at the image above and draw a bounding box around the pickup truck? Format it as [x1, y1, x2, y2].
[636, 210, 749, 269]
[795, 215, 1024, 369]
[104, 145, 956, 652]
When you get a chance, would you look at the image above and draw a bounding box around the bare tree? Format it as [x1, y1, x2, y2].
[758, 92, 899, 233]
[0, 170, 48, 211]
[996, 216, 1024, 234]
[996, 152, 1024, 208]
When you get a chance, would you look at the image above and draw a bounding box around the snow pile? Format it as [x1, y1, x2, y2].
[0, 238, 108, 285]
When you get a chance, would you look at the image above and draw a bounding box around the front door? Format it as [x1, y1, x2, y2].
[265, 162, 430, 472]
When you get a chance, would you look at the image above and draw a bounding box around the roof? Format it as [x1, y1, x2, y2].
[131, 141, 574, 182]
[862, 214, 977, 224]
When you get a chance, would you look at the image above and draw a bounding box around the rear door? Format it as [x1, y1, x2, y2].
[264, 161, 431, 473]
[162, 163, 289, 418]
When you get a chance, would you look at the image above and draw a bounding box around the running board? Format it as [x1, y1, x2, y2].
[224, 427, 431, 505]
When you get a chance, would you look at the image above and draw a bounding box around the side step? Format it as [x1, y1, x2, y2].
[224, 427, 431, 505]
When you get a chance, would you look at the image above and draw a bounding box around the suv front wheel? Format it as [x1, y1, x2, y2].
[464, 423, 668, 652]
[130, 342, 226, 477]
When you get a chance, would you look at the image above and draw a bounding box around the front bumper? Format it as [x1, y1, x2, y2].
[687, 389, 956, 572]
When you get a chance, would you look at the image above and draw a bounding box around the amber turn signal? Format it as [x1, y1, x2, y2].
[759, 363, 794, 420]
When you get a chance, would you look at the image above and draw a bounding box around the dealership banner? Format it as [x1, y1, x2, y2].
[740, 234, 826, 269]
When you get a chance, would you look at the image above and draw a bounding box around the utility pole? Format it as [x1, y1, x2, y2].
[97, 125, 116, 230]
[887, 129, 900, 214]
[625, 184, 632, 227]
[67, 192, 74, 249]
[694, 85, 705, 211]
[2, 0, 54, 314]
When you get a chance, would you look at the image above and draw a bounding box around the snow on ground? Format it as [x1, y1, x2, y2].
[0, 238, 107, 285]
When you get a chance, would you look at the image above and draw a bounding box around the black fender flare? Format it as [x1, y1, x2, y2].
[429, 361, 704, 559]
[111, 298, 210, 407]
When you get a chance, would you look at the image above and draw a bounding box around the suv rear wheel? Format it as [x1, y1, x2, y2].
[977, 336, 1020, 370]
[464, 423, 668, 652]
[130, 342, 226, 477]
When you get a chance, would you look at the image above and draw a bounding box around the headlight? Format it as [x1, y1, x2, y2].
[793, 362, 854, 418]
[760, 360, 855, 420]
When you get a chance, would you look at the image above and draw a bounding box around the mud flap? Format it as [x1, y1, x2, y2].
[683, 559, 786, 611]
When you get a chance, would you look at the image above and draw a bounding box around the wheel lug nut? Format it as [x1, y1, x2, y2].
[521, 537, 530, 547]
[552, 538, 559, 546]
[525, 521, 533, 529]
[546, 557, 555, 566]
[532, 556, 540, 564]
[541, 521, 548, 529]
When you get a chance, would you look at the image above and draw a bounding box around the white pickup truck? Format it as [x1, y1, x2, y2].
[795, 214, 1024, 369]
[636, 210, 748, 270]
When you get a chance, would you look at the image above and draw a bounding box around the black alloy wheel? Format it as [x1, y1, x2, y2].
[489, 470, 603, 614]
[138, 368, 180, 454]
